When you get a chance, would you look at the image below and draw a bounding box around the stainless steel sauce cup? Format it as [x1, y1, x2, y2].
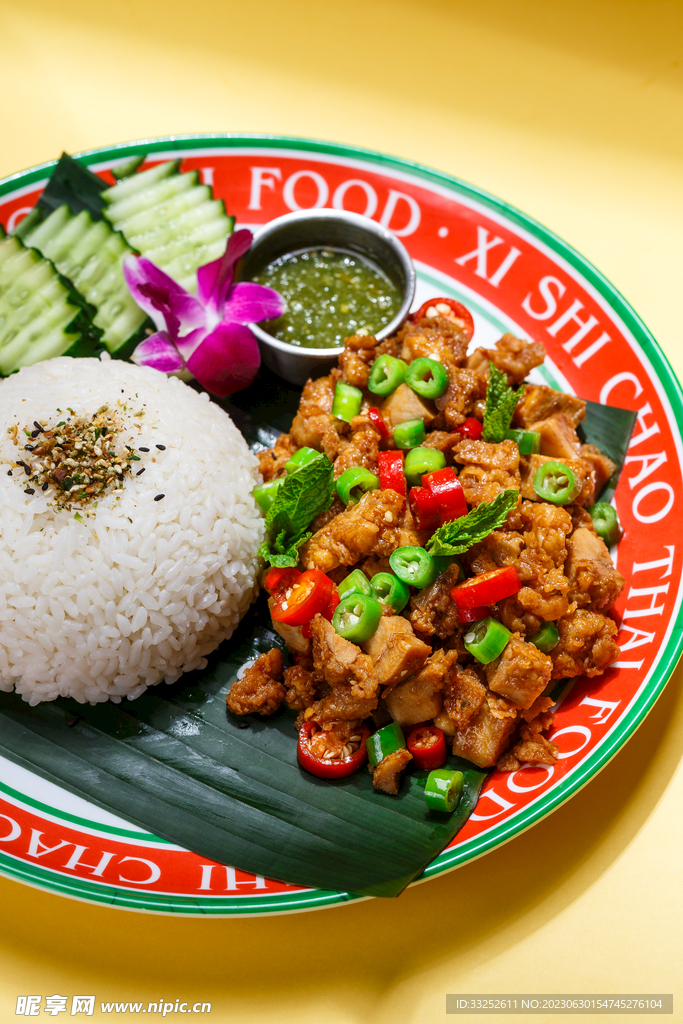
[238, 209, 416, 385]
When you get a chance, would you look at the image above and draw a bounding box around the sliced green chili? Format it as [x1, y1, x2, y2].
[424, 769, 464, 813]
[405, 357, 449, 399]
[368, 355, 408, 396]
[404, 446, 447, 487]
[331, 593, 383, 644]
[463, 616, 511, 664]
[284, 446, 319, 474]
[588, 502, 622, 546]
[366, 722, 406, 768]
[533, 461, 581, 504]
[528, 622, 560, 653]
[504, 428, 541, 455]
[332, 381, 363, 422]
[335, 466, 380, 505]
[370, 572, 410, 613]
[389, 545, 439, 589]
[253, 477, 285, 514]
[393, 418, 426, 450]
[338, 568, 373, 600]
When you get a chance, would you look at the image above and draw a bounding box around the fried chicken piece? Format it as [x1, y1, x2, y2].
[290, 372, 339, 450]
[338, 333, 381, 388]
[332, 427, 379, 480]
[435, 367, 487, 430]
[442, 663, 487, 730]
[513, 384, 586, 429]
[467, 530, 525, 575]
[267, 597, 311, 655]
[257, 432, 298, 481]
[410, 564, 462, 638]
[451, 700, 519, 768]
[498, 595, 542, 637]
[497, 703, 558, 770]
[283, 664, 319, 711]
[513, 500, 573, 573]
[310, 614, 378, 700]
[379, 382, 437, 429]
[374, 504, 430, 558]
[466, 334, 545, 385]
[453, 438, 521, 506]
[484, 631, 553, 709]
[551, 609, 619, 679]
[565, 527, 625, 611]
[384, 648, 458, 727]
[362, 615, 431, 691]
[398, 316, 469, 369]
[300, 488, 405, 572]
[227, 649, 285, 716]
[579, 443, 616, 496]
[370, 747, 413, 795]
[528, 413, 582, 460]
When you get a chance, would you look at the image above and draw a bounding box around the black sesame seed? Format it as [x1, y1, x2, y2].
[155, 444, 166, 451]
[33, 421, 43, 431]
[42, 481, 49, 491]
[31, 429, 41, 438]
[154, 493, 165, 501]
[23, 464, 31, 476]
[138, 447, 150, 452]
[6, 470, 12, 476]
[136, 467, 146, 476]
[24, 445, 34, 451]
[24, 488, 35, 495]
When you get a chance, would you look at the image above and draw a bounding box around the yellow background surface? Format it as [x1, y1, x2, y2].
[0, 0, 682, 1021]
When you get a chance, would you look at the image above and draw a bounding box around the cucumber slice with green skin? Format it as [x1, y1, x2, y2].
[100, 159, 181, 203]
[103, 163, 234, 291]
[104, 170, 198, 226]
[0, 234, 100, 375]
[111, 154, 145, 181]
[17, 206, 146, 355]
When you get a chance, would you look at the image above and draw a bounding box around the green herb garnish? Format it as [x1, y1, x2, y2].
[482, 364, 523, 443]
[258, 452, 335, 567]
[426, 488, 519, 556]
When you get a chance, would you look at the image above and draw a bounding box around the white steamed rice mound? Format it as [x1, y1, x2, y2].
[0, 357, 264, 705]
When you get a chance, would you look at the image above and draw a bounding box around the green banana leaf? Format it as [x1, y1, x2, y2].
[37, 152, 108, 218]
[581, 399, 636, 501]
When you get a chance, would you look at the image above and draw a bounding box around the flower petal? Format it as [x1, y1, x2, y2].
[130, 332, 185, 373]
[186, 321, 261, 396]
[196, 229, 253, 315]
[124, 255, 205, 339]
[222, 282, 286, 324]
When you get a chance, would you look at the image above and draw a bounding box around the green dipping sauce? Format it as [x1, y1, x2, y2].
[252, 248, 402, 349]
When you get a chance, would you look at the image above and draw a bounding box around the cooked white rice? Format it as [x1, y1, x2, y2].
[0, 356, 264, 706]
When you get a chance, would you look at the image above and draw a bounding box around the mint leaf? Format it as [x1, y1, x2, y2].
[426, 489, 519, 556]
[482, 364, 523, 443]
[259, 453, 333, 567]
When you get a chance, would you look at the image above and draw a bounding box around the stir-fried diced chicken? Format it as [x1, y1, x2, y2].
[513, 384, 586, 429]
[484, 632, 553, 709]
[398, 316, 469, 369]
[290, 372, 339, 449]
[451, 699, 519, 768]
[300, 488, 405, 572]
[442, 663, 487, 729]
[332, 427, 379, 480]
[379, 382, 437, 428]
[453, 438, 521, 506]
[529, 413, 582, 460]
[467, 333, 545, 385]
[362, 615, 431, 691]
[374, 504, 430, 558]
[257, 432, 298, 481]
[579, 444, 616, 495]
[551, 609, 619, 678]
[371, 747, 414, 794]
[310, 614, 378, 698]
[566, 527, 625, 610]
[283, 664, 319, 711]
[435, 367, 487, 430]
[384, 648, 458, 727]
[520, 453, 596, 506]
[227, 649, 286, 716]
[410, 564, 463, 638]
[338, 333, 381, 388]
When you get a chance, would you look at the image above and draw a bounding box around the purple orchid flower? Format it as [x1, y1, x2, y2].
[125, 229, 285, 396]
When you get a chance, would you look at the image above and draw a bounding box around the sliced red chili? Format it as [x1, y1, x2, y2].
[368, 406, 390, 438]
[264, 567, 301, 594]
[297, 721, 371, 779]
[422, 467, 468, 524]
[406, 726, 447, 771]
[408, 486, 441, 531]
[412, 297, 474, 340]
[377, 449, 406, 496]
[302, 584, 340, 638]
[450, 566, 521, 611]
[456, 416, 483, 441]
[271, 569, 334, 626]
[457, 604, 489, 624]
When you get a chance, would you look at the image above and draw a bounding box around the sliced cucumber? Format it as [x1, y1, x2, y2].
[101, 162, 233, 292]
[0, 234, 100, 375]
[17, 205, 148, 354]
[111, 154, 145, 180]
